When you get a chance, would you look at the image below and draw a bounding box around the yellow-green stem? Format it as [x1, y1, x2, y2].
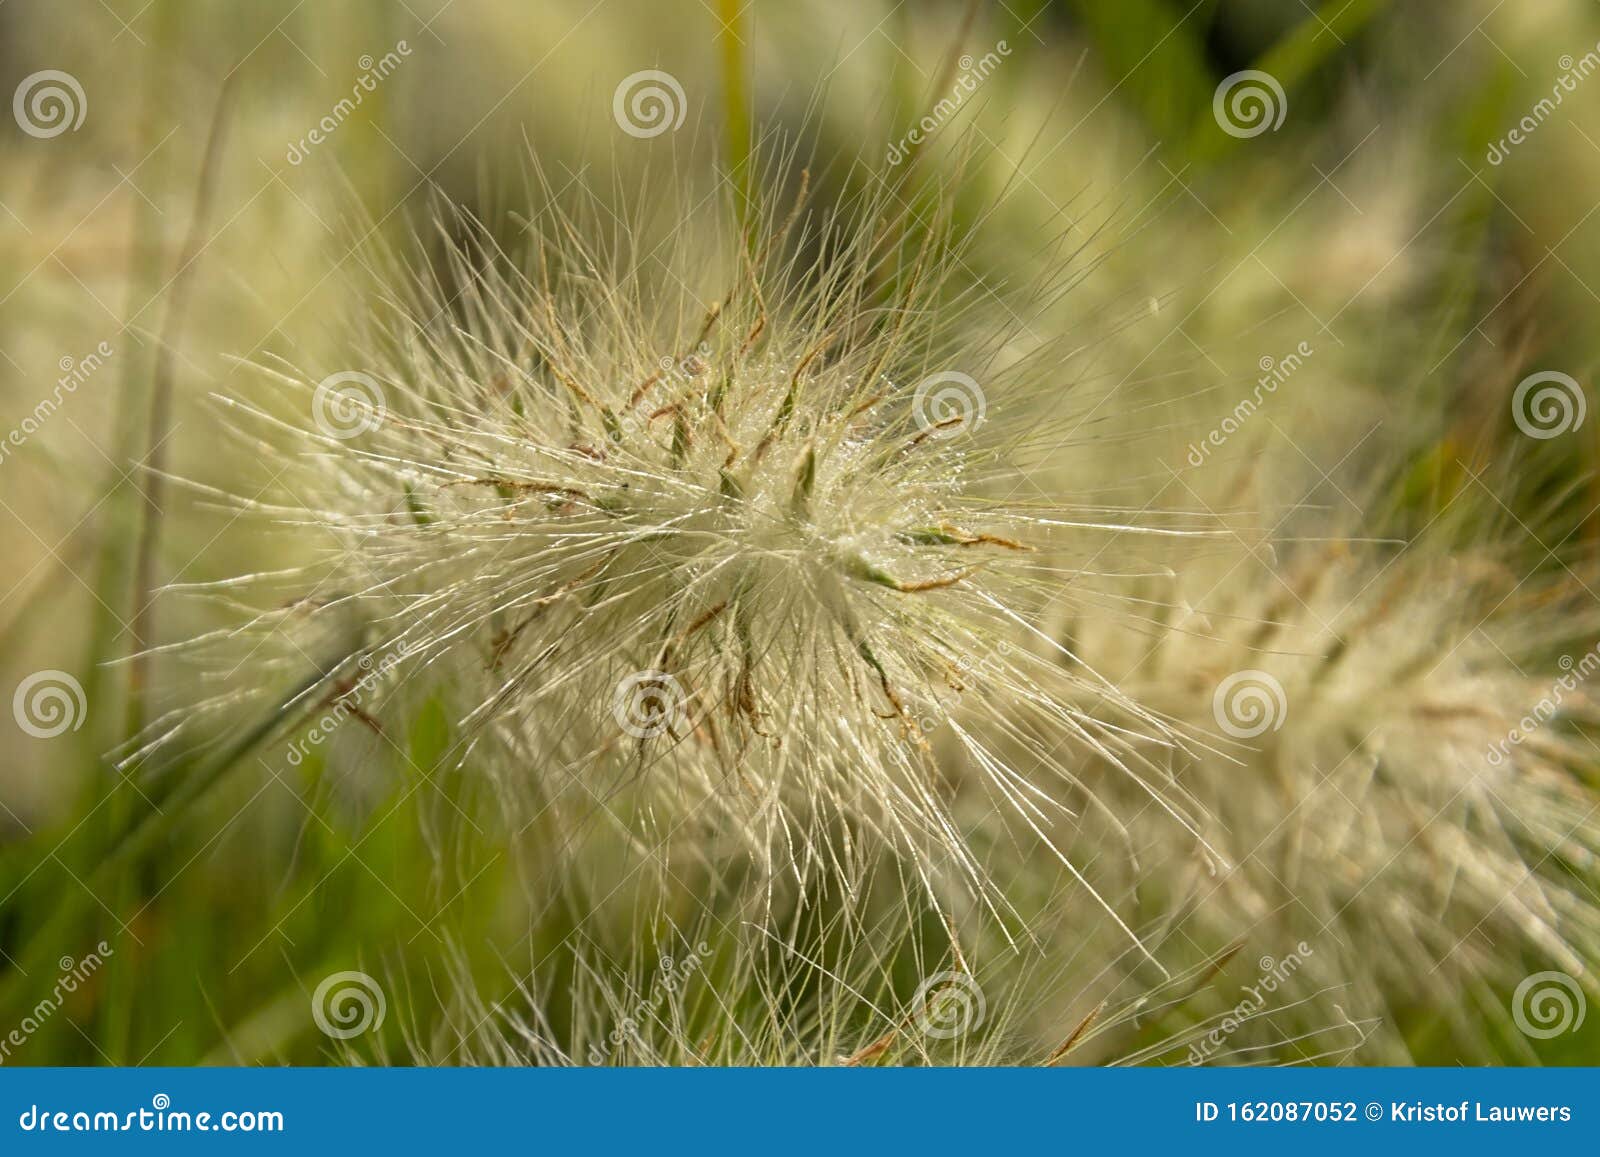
[716, 0, 753, 241]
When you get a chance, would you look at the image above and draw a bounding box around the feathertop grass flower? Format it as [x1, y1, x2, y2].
[172, 162, 1217, 948]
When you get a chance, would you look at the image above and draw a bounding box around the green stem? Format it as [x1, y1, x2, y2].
[0, 659, 357, 1025]
[716, 0, 753, 241]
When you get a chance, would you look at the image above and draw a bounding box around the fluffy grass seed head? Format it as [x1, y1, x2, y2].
[173, 165, 1205, 941]
[1057, 521, 1600, 1060]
